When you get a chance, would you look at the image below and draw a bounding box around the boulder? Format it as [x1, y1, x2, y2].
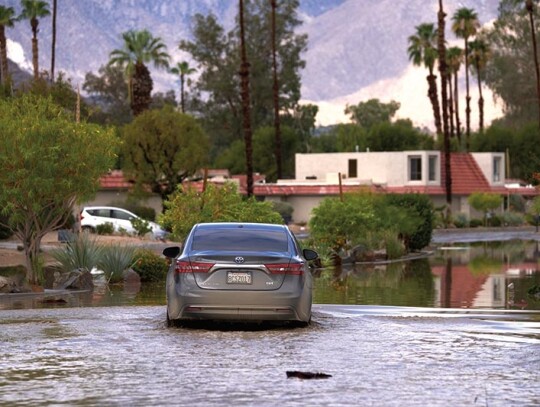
[53, 269, 94, 290]
[0, 275, 31, 293]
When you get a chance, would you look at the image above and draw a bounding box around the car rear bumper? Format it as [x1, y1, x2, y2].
[179, 304, 300, 321]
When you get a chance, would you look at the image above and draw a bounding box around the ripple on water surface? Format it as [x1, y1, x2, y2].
[0, 305, 539, 406]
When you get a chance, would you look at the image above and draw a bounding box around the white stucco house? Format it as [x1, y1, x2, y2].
[254, 151, 538, 223]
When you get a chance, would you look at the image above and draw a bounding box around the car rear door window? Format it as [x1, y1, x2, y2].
[192, 229, 289, 252]
[111, 210, 133, 220]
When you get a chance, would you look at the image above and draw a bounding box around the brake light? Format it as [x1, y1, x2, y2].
[265, 262, 304, 275]
[175, 261, 215, 273]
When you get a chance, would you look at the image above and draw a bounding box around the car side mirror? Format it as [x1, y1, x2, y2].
[303, 249, 318, 261]
[163, 246, 181, 259]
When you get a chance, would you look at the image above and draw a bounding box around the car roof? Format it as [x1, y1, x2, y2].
[83, 206, 130, 211]
[194, 222, 287, 231]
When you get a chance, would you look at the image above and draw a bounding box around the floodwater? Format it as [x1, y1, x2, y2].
[1, 240, 540, 406]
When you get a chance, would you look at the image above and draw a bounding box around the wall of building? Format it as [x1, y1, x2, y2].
[471, 152, 506, 186]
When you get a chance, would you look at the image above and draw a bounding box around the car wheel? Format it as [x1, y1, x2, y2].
[81, 226, 95, 234]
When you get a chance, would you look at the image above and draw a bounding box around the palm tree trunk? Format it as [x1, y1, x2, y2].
[50, 0, 57, 81]
[0, 26, 8, 86]
[526, 0, 540, 130]
[180, 73, 185, 113]
[271, 0, 282, 180]
[239, 0, 254, 197]
[31, 18, 39, 80]
[427, 70, 442, 135]
[448, 73, 455, 137]
[131, 62, 153, 116]
[454, 71, 462, 143]
[464, 39, 471, 150]
[438, 0, 452, 207]
[475, 58, 484, 133]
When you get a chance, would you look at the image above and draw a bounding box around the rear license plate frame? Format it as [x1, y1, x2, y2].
[227, 271, 252, 285]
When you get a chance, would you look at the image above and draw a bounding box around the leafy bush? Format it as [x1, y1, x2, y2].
[130, 217, 152, 237]
[383, 193, 434, 251]
[51, 233, 103, 273]
[508, 194, 526, 213]
[96, 222, 114, 235]
[501, 211, 524, 226]
[453, 213, 469, 228]
[469, 219, 483, 228]
[468, 192, 503, 226]
[488, 214, 502, 227]
[132, 249, 169, 282]
[161, 182, 283, 240]
[272, 201, 294, 223]
[98, 245, 137, 283]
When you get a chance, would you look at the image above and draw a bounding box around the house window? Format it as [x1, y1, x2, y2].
[428, 155, 438, 181]
[409, 156, 422, 181]
[348, 159, 358, 178]
[493, 156, 501, 182]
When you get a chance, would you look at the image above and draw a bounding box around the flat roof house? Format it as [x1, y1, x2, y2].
[254, 151, 539, 223]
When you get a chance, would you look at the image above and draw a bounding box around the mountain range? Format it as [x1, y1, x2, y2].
[4, 0, 501, 129]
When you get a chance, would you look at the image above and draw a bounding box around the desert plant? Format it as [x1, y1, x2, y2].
[51, 233, 103, 273]
[453, 212, 469, 228]
[98, 244, 137, 283]
[501, 212, 524, 227]
[272, 201, 294, 223]
[130, 217, 152, 237]
[469, 218, 483, 228]
[132, 249, 168, 282]
[96, 222, 114, 235]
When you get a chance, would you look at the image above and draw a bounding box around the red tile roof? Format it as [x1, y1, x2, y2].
[99, 170, 133, 190]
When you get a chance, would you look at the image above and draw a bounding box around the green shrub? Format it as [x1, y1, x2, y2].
[161, 182, 282, 240]
[501, 212, 524, 226]
[272, 201, 294, 223]
[383, 193, 434, 251]
[96, 222, 114, 235]
[132, 249, 169, 282]
[51, 233, 103, 273]
[453, 213, 469, 228]
[98, 245, 137, 283]
[468, 192, 503, 226]
[469, 219, 483, 228]
[130, 217, 152, 237]
[488, 214, 502, 227]
[383, 231, 406, 260]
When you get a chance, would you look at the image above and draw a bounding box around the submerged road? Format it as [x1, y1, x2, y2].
[1, 305, 539, 406]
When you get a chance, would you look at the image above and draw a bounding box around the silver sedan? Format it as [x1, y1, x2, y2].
[163, 222, 318, 326]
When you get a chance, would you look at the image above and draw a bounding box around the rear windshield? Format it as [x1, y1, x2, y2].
[191, 228, 289, 252]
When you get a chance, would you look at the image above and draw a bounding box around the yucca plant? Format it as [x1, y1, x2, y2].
[98, 245, 137, 284]
[51, 233, 103, 273]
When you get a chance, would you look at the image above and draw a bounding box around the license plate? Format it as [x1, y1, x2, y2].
[227, 272, 252, 285]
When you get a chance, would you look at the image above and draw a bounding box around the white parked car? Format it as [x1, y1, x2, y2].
[80, 206, 167, 239]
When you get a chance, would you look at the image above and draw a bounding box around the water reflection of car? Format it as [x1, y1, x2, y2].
[162, 222, 318, 326]
[80, 206, 167, 239]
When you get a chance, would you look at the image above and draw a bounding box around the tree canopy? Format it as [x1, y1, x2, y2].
[0, 94, 118, 284]
[121, 106, 209, 204]
[344, 99, 401, 129]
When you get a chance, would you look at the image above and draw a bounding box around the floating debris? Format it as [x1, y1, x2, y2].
[286, 371, 332, 379]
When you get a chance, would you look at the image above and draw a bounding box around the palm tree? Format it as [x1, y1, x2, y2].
[50, 0, 57, 81]
[446, 46, 463, 142]
[408, 23, 442, 135]
[109, 29, 170, 116]
[170, 61, 196, 113]
[469, 38, 491, 133]
[271, 0, 282, 180]
[0, 6, 16, 86]
[438, 0, 452, 209]
[19, 0, 50, 80]
[525, 0, 540, 129]
[452, 7, 480, 150]
[239, 0, 254, 197]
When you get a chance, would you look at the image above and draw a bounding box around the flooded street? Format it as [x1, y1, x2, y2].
[1, 305, 539, 406]
[1, 239, 540, 406]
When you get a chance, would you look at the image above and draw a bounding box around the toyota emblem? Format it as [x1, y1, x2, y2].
[235, 256, 245, 264]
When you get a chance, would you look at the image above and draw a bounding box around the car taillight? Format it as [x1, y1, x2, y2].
[265, 262, 304, 275]
[175, 261, 215, 274]
[79, 212, 84, 221]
